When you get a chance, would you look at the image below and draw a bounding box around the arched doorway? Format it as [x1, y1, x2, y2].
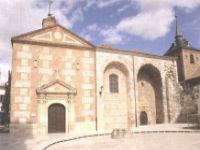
[48, 104, 65, 133]
[140, 111, 148, 125]
[137, 64, 164, 125]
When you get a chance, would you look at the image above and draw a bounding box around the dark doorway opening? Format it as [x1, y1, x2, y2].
[140, 111, 148, 125]
[48, 104, 65, 133]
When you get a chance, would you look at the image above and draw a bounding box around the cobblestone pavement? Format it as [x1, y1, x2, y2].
[0, 124, 200, 150]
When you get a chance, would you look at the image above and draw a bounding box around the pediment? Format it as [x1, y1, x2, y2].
[36, 80, 77, 95]
[12, 25, 94, 49]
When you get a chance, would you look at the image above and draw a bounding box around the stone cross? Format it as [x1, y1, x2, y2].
[55, 68, 59, 79]
[48, 0, 53, 16]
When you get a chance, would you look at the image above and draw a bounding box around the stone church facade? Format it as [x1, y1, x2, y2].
[9, 14, 198, 134]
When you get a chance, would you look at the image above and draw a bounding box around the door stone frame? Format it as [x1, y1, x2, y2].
[36, 80, 77, 134]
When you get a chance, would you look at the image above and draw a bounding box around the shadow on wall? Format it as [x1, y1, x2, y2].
[176, 83, 199, 124]
[137, 64, 164, 124]
[175, 102, 198, 123]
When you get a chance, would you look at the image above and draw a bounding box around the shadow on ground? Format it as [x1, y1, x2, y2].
[182, 125, 200, 130]
[0, 125, 34, 150]
[0, 125, 9, 133]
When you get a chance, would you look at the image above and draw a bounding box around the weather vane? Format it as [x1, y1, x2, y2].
[48, 0, 53, 16]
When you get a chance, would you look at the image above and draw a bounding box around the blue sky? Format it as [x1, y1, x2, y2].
[0, 0, 200, 82]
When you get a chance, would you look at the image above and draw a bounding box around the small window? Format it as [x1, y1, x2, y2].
[109, 74, 119, 93]
[190, 54, 195, 64]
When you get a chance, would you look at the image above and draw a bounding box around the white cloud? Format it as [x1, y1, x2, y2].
[117, 4, 131, 13]
[100, 27, 123, 44]
[80, 24, 101, 41]
[117, 9, 174, 40]
[101, 0, 200, 44]
[87, 24, 100, 32]
[85, 0, 123, 8]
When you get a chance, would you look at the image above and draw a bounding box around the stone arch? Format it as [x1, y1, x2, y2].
[137, 64, 164, 125]
[48, 103, 66, 133]
[102, 61, 130, 131]
[104, 61, 129, 77]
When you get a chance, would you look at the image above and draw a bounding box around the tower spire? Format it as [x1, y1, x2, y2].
[175, 15, 181, 37]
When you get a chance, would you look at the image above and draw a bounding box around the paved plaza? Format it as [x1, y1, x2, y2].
[47, 133, 200, 150]
[1, 124, 200, 150]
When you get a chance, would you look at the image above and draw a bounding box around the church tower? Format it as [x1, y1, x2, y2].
[165, 16, 200, 82]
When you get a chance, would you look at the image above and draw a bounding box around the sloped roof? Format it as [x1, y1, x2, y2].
[11, 24, 95, 49]
[165, 37, 200, 55]
[165, 16, 200, 55]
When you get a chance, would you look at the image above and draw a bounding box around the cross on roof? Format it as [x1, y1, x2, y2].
[48, 0, 53, 16]
[55, 68, 59, 79]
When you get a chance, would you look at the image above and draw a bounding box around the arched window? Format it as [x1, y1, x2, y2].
[109, 74, 119, 93]
[190, 54, 195, 64]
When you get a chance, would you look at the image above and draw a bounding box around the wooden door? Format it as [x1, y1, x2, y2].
[140, 111, 148, 125]
[48, 104, 65, 133]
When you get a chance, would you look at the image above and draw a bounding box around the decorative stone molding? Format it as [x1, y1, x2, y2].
[36, 79, 77, 100]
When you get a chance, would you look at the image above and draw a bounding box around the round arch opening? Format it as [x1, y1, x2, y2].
[137, 64, 164, 125]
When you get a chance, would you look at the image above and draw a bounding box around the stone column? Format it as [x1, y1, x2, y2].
[68, 94, 75, 132]
[162, 74, 169, 123]
[37, 95, 47, 134]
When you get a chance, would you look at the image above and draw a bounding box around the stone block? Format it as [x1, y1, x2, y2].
[22, 45, 30, 51]
[16, 66, 31, 73]
[83, 90, 90, 97]
[81, 110, 94, 116]
[38, 68, 53, 74]
[66, 63, 72, 69]
[21, 59, 28, 66]
[66, 50, 72, 56]
[83, 77, 90, 83]
[17, 52, 32, 59]
[82, 97, 94, 103]
[14, 111, 30, 118]
[20, 73, 28, 80]
[15, 81, 31, 87]
[19, 104, 28, 110]
[84, 51, 90, 57]
[82, 71, 94, 77]
[82, 84, 94, 89]
[15, 96, 31, 103]
[83, 64, 90, 70]
[42, 47, 50, 53]
[82, 58, 94, 64]
[42, 61, 49, 68]
[20, 88, 28, 96]
[19, 118, 27, 124]
[62, 69, 75, 76]
[39, 54, 53, 60]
